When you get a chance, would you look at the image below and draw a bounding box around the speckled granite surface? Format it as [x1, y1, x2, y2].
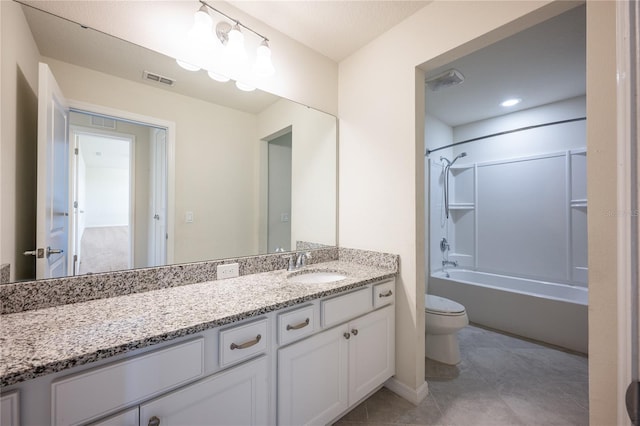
[0, 247, 339, 314]
[0, 259, 396, 387]
[0, 264, 9, 284]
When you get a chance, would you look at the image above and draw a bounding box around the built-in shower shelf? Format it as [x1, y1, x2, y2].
[448, 203, 475, 210]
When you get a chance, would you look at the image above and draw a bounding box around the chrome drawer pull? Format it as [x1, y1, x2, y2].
[286, 318, 310, 331]
[148, 416, 160, 426]
[378, 290, 393, 298]
[230, 334, 262, 350]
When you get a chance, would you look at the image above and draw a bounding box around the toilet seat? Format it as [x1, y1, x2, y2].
[425, 295, 466, 316]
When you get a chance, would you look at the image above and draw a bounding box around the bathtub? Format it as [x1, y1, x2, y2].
[429, 270, 588, 353]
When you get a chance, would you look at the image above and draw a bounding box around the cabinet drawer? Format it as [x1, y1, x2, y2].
[89, 407, 139, 426]
[278, 304, 316, 345]
[219, 318, 268, 367]
[52, 338, 204, 426]
[322, 287, 371, 328]
[373, 280, 395, 308]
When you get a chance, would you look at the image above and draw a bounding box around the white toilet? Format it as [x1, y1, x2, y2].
[425, 294, 468, 365]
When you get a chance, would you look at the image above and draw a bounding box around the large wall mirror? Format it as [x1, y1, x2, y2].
[2, 1, 337, 283]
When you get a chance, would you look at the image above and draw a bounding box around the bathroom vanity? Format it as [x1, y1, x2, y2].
[0, 256, 396, 426]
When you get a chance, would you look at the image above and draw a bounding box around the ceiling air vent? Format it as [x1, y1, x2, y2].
[143, 71, 175, 86]
[90, 115, 116, 129]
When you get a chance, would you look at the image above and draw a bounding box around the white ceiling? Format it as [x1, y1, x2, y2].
[23, 1, 585, 127]
[228, 1, 430, 62]
[425, 4, 586, 127]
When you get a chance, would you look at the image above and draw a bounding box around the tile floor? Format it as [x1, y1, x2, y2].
[334, 324, 589, 426]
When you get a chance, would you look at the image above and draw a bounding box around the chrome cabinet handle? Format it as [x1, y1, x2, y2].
[230, 334, 261, 350]
[378, 290, 393, 298]
[286, 318, 310, 331]
[351, 329, 358, 336]
[343, 332, 351, 340]
[148, 416, 160, 426]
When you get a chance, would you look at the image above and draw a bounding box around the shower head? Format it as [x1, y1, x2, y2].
[450, 152, 467, 166]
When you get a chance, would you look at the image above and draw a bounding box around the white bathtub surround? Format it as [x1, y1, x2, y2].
[430, 270, 588, 353]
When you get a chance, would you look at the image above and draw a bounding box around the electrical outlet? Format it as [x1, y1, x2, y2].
[217, 263, 239, 280]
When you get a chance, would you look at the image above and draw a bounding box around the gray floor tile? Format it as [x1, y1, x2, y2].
[333, 325, 589, 426]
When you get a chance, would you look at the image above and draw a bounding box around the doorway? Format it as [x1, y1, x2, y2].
[267, 131, 293, 253]
[69, 110, 168, 275]
[74, 131, 133, 274]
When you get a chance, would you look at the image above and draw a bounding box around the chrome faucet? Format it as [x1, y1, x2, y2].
[442, 260, 458, 268]
[284, 251, 312, 271]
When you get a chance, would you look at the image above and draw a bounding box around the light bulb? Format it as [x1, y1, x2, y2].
[225, 24, 247, 68]
[253, 40, 275, 77]
[194, 5, 212, 31]
[189, 5, 215, 46]
[208, 70, 230, 82]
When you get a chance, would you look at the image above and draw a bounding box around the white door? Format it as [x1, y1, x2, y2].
[139, 356, 269, 426]
[149, 128, 167, 266]
[278, 324, 349, 426]
[348, 306, 395, 403]
[33, 63, 69, 279]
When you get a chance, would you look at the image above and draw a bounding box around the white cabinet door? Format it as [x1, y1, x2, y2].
[348, 305, 395, 403]
[139, 356, 269, 426]
[277, 325, 349, 426]
[0, 392, 19, 426]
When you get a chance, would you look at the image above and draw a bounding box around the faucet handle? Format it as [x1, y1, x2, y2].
[283, 254, 296, 271]
[300, 251, 312, 267]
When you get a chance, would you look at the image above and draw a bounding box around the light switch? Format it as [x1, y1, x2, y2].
[185, 211, 194, 223]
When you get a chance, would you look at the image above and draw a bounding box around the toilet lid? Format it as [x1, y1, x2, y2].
[425, 295, 466, 314]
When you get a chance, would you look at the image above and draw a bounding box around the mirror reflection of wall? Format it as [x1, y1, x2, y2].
[0, 1, 337, 283]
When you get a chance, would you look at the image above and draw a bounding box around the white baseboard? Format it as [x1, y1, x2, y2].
[383, 377, 429, 405]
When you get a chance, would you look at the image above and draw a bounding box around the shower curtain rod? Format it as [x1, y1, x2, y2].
[425, 117, 586, 156]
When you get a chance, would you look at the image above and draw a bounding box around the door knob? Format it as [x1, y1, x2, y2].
[46, 247, 64, 258]
[23, 249, 44, 258]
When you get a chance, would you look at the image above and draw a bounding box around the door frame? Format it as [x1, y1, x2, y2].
[66, 100, 176, 264]
[616, 0, 639, 423]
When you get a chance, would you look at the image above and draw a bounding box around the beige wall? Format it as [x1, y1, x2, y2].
[258, 99, 337, 250]
[22, 0, 338, 116]
[45, 58, 260, 264]
[586, 2, 620, 423]
[0, 1, 40, 281]
[338, 0, 579, 398]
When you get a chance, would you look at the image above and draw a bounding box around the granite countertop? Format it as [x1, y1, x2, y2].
[0, 261, 396, 387]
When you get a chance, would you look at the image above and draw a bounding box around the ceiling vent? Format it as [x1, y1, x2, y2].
[90, 115, 116, 129]
[143, 71, 175, 86]
[426, 69, 465, 91]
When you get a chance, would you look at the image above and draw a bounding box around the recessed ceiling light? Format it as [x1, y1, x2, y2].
[500, 98, 522, 107]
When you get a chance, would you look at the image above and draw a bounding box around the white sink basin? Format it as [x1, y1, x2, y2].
[288, 271, 347, 284]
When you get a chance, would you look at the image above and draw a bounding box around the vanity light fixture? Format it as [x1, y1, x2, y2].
[176, 1, 275, 87]
[500, 98, 522, 107]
